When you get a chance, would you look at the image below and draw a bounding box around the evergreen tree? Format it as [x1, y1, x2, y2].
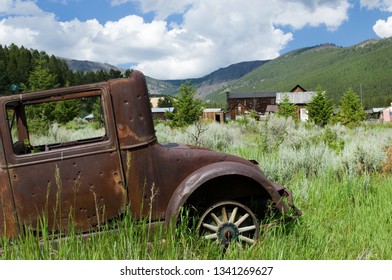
[166, 82, 204, 127]
[17, 46, 33, 83]
[48, 55, 70, 87]
[23, 56, 57, 92]
[22, 56, 58, 134]
[109, 68, 123, 79]
[124, 69, 133, 77]
[5, 44, 20, 85]
[157, 96, 172, 107]
[334, 87, 367, 126]
[307, 86, 334, 126]
[277, 95, 296, 119]
[53, 100, 80, 124]
[0, 45, 7, 92]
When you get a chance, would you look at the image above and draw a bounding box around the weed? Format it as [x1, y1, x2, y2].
[381, 142, 392, 173]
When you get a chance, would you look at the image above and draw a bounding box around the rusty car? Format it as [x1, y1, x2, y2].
[0, 70, 301, 247]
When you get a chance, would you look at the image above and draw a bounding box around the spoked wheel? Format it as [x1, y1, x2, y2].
[197, 201, 260, 247]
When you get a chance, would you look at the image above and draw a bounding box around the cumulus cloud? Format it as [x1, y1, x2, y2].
[360, 1, 392, 38]
[0, 0, 45, 16]
[274, 0, 351, 31]
[0, 0, 351, 79]
[373, 16, 392, 37]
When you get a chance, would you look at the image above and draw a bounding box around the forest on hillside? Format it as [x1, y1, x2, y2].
[225, 39, 392, 109]
[0, 44, 127, 94]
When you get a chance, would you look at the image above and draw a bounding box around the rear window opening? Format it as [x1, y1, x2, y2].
[7, 94, 106, 155]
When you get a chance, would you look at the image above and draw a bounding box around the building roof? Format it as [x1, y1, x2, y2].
[228, 92, 276, 99]
[203, 108, 223, 113]
[276, 92, 316, 104]
[83, 113, 94, 119]
[151, 107, 174, 113]
[365, 108, 386, 113]
[290, 84, 307, 92]
[266, 105, 279, 112]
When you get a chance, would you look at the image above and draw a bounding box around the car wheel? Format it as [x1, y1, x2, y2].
[197, 200, 260, 247]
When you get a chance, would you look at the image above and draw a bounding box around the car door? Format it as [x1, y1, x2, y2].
[2, 85, 127, 233]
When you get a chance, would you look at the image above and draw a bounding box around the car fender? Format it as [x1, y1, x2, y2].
[164, 161, 289, 224]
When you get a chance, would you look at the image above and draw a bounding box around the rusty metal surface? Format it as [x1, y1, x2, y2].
[0, 70, 300, 240]
[110, 71, 156, 148]
[9, 152, 127, 232]
[0, 168, 19, 238]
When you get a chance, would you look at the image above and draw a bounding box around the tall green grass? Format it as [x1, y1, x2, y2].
[1, 116, 392, 259]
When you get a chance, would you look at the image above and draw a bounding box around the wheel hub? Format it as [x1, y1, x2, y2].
[218, 223, 239, 245]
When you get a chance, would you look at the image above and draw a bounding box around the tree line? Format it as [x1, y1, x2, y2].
[0, 44, 130, 94]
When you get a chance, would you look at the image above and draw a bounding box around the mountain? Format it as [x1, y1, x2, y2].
[146, 60, 268, 99]
[62, 58, 122, 73]
[62, 37, 392, 108]
[62, 57, 267, 102]
[215, 38, 392, 108]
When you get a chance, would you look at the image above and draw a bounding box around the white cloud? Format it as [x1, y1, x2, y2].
[0, 0, 45, 16]
[0, 0, 351, 79]
[360, 1, 392, 38]
[360, 0, 392, 12]
[129, 0, 351, 78]
[110, 0, 132, 7]
[274, 0, 351, 31]
[136, 0, 192, 20]
[373, 16, 392, 37]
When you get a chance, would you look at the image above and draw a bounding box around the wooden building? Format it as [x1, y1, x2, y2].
[202, 108, 225, 124]
[276, 91, 316, 121]
[226, 85, 315, 121]
[151, 107, 174, 120]
[226, 92, 276, 120]
[380, 103, 392, 122]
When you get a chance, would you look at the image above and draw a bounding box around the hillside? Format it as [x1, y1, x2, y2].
[62, 58, 122, 73]
[215, 38, 392, 108]
[62, 38, 392, 108]
[146, 60, 268, 98]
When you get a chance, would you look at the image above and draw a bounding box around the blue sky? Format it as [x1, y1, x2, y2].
[1, 0, 392, 79]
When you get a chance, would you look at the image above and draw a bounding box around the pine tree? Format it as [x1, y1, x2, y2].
[17, 46, 33, 83]
[166, 81, 204, 127]
[5, 44, 20, 85]
[277, 95, 296, 119]
[0, 45, 7, 92]
[334, 87, 367, 126]
[22, 56, 58, 134]
[157, 96, 172, 108]
[23, 56, 57, 92]
[53, 99, 80, 124]
[307, 86, 334, 126]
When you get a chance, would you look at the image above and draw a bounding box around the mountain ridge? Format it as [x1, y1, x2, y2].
[209, 37, 392, 108]
[63, 37, 392, 108]
[61, 58, 122, 73]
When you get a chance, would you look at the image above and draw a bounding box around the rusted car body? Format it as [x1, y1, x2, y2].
[0, 70, 300, 245]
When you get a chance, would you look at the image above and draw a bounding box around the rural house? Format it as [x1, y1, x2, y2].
[365, 107, 385, 120]
[151, 107, 174, 120]
[226, 84, 315, 121]
[151, 107, 224, 123]
[380, 103, 392, 122]
[202, 108, 225, 124]
[226, 91, 276, 120]
[276, 85, 316, 121]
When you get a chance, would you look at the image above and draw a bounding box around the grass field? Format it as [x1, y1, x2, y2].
[1, 116, 391, 259]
